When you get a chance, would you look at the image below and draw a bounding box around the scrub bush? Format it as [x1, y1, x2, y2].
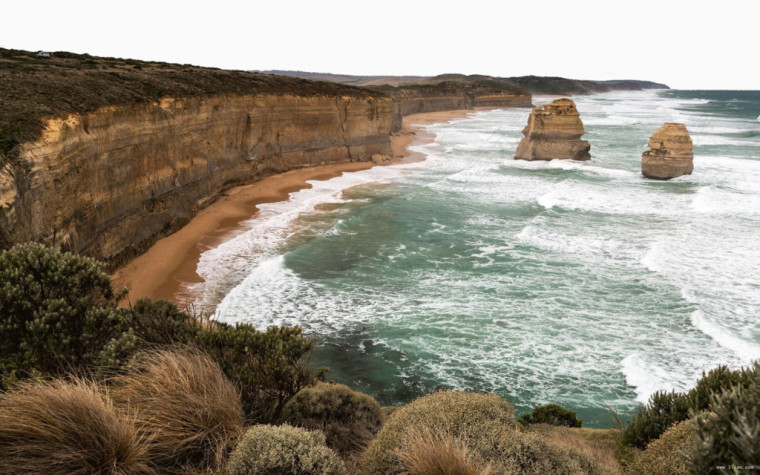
[622, 364, 759, 449]
[0, 243, 131, 383]
[226, 424, 345, 475]
[282, 382, 384, 456]
[626, 419, 695, 475]
[195, 322, 315, 423]
[689, 364, 760, 473]
[519, 403, 582, 428]
[358, 390, 607, 475]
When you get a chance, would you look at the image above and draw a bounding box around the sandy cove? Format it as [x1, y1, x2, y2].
[112, 109, 494, 307]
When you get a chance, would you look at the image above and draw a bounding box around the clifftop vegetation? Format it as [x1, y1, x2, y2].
[0, 48, 383, 161]
[1, 243, 758, 473]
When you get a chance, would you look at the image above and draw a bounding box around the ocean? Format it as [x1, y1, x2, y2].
[188, 90, 760, 427]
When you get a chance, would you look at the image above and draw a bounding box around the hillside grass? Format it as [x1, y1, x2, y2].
[0, 48, 383, 161]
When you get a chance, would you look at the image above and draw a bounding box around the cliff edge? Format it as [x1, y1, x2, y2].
[0, 49, 392, 265]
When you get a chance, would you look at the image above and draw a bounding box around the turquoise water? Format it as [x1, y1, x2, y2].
[190, 90, 760, 427]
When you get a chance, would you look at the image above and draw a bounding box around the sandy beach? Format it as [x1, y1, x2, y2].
[112, 109, 486, 307]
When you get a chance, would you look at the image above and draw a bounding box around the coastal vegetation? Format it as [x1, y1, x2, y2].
[0, 47, 374, 163]
[1, 242, 759, 473]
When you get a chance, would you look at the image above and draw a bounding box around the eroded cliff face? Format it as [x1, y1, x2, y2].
[389, 92, 532, 132]
[0, 94, 392, 264]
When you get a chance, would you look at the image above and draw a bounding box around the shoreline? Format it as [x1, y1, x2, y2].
[112, 108, 491, 307]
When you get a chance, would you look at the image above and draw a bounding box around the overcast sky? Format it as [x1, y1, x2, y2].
[2, 0, 756, 90]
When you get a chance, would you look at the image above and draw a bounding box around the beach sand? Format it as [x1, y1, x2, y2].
[112, 109, 486, 307]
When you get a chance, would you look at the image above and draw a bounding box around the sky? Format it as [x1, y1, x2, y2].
[2, 0, 756, 90]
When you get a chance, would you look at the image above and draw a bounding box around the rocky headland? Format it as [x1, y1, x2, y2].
[0, 49, 393, 266]
[514, 98, 591, 161]
[641, 123, 694, 179]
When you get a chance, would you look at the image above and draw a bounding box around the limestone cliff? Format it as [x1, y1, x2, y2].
[376, 82, 532, 132]
[641, 123, 694, 179]
[0, 94, 392, 264]
[514, 98, 591, 161]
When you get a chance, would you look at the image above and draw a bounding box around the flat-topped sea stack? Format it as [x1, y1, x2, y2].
[641, 123, 694, 179]
[514, 98, 591, 161]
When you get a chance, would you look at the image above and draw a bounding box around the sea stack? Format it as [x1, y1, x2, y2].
[514, 98, 591, 161]
[641, 123, 694, 179]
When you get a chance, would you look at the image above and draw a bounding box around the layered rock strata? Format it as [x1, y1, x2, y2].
[386, 86, 532, 132]
[0, 94, 392, 264]
[514, 98, 591, 161]
[641, 123, 694, 179]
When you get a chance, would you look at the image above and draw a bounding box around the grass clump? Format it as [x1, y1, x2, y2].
[394, 427, 493, 475]
[626, 419, 695, 475]
[519, 403, 583, 428]
[528, 425, 621, 474]
[358, 390, 608, 475]
[226, 424, 346, 475]
[109, 349, 244, 472]
[0, 377, 152, 474]
[282, 381, 384, 457]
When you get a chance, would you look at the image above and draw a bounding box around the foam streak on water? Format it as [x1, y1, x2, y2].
[193, 90, 760, 426]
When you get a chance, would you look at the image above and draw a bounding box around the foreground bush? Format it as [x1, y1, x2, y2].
[395, 427, 493, 475]
[626, 419, 695, 475]
[358, 390, 607, 475]
[124, 298, 203, 347]
[519, 403, 583, 427]
[226, 424, 345, 475]
[0, 377, 152, 474]
[282, 382, 384, 456]
[689, 363, 760, 473]
[622, 363, 759, 449]
[196, 323, 315, 423]
[110, 349, 244, 472]
[0, 243, 132, 383]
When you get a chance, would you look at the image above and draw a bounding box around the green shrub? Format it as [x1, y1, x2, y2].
[226, 424, 346, 475]
[0, 243, 132, 383]
[282, 382, 384, 457]
[358, 390, 607, 475]
[622, 364, 760, 449]
[626, 419, 695, 475]
[519, 403, 583, 428]
[124, 298, 202, 347]
[110, 349, 244, 472]
[689, 363, 760, 473]
[195, 323, 315, 423]
[621, 390, 691, 449]
[0, 377, 152, 474]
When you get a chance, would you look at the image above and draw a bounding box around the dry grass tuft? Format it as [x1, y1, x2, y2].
[109, 349, 244, 472]
[625, 419, 695, 475]
[395, 427, 492, 475]
[0, 377, 152, 474]
[528, 424, 622, 474]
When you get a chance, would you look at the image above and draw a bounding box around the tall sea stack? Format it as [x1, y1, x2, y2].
[641, 123, 694, 179]
[514, 98, 591, 161]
